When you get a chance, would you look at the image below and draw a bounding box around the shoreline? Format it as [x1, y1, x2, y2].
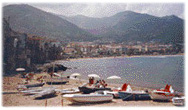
[56, 53, 184, 62]
[2, 75, 178, 106]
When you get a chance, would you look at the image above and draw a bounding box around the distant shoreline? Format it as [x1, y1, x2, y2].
[56, 53, 184, 62]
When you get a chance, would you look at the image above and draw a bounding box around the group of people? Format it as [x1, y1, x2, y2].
[88, 77, 107, 88]
[21, 72, 46, 84]
[95, 80, 107, 88]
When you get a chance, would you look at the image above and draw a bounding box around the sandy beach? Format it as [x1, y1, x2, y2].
[2, 73, 177, 107]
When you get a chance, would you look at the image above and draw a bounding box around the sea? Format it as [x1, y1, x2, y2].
[60, 55, 184, 92]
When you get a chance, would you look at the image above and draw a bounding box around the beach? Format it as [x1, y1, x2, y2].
[2, 74, 176, 107]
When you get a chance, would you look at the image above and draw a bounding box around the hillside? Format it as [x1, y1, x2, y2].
[62, 11, 184, 43]
[3, 4, 95, 42]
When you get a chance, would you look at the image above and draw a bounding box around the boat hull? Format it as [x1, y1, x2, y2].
[46, 81, 68, 85]
[25, 83, 45, 88]
[78, 87, 111, 94]
[172, 97, 185, 106]
[106, 91, 120, 98]
[118, 91, 151, 101]
[17, 83, 45, 91]
[63, 94, 113, 103]
[34, 89, 56, 98]
[46, 77, 69, 85]
[150, 92, 174, 101]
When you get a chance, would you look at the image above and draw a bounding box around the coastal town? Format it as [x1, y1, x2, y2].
[3, 3, 185, 107]
[62, 41, 183, 59]
[4, 18, 184, 75]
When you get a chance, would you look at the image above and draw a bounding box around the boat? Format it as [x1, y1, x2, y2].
[20, 87, 44, 95]
[20, 87, 56, 96]
[62, 91, 113, 103]
[32, 87, 56, 98]
[56, 88, 80, 94]
[172, 97, 185, 106]
[119, 91, 151, 101]
[118, 83, 151, 101]
[46, 77, 69, 85]
[150, 84, 175, 101]
[17, 83, 45, 91]
[78, 86, 111, 94]
[106, 83, 133, 98]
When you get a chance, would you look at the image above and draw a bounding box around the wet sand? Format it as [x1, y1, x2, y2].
[2, 73, 176, 107]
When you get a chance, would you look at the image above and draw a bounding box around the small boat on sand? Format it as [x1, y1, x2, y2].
[21, 87, 56, 98]
[62, 91, 113, 103]
[106, 83, 132, 98]
[20, 87, 44, 95]
[150, 84, 175, 101]
[119, 91, 151, 101]
[32, 87, 56, 98]
[172, 96, 185, 106]
[46, 77, 69, 85]
[78, 86, 111, 94]
[17, 83, 45, 91]
[118, 83, 151, 101]
[56, 88, 80, 94]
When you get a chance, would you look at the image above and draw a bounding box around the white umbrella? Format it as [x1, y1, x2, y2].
[70, 73, 81, 77]
[70, 73, 81, 86]
[107, 75, 121, 80]
[107, 75, 121, 88]
[88, 74, 100, 78]
[16, 68, 25, 72]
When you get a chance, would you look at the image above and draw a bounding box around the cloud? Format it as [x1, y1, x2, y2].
[30, 3, 184, 18]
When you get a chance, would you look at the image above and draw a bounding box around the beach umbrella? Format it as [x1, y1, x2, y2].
[70, 73, 81, 79]
[107, 75, 121, 80]
[16, 68, 25, 72]
[88, 74, 100, 78]
[107, 75, 121, 87]
[70, 73, 81, 77]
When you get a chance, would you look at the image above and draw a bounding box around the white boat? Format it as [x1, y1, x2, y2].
[150, 84, 175, 101]
[22, 87, 56, 98]
[62, 91, 113, 103]
[17, 83, 45, 91]
[106, 83, 133, 98]
[33, 88, 56, 98]
[106, 91, 119, 98]
[56, 88, 80, 94]
[20, 87, 44, 95]
[172, 97, 185, 106]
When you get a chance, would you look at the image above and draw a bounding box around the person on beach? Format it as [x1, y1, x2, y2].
[102, 80, 107, 88]
[95, 80, 100, 88]
[89, 77, 94, 86]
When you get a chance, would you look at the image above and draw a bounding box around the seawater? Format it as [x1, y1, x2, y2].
[61, 55, 184, 92]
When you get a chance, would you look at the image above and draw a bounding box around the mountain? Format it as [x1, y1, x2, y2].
[60, 13, 128, 35]
[62, 11, 184, 43]
[3, 4, 95, 42]
[60, 11, 156, 34]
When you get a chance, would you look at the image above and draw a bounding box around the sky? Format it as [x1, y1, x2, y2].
[28, 3, 184, 19]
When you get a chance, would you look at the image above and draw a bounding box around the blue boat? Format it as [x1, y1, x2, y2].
[118, 91, 151, 101]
